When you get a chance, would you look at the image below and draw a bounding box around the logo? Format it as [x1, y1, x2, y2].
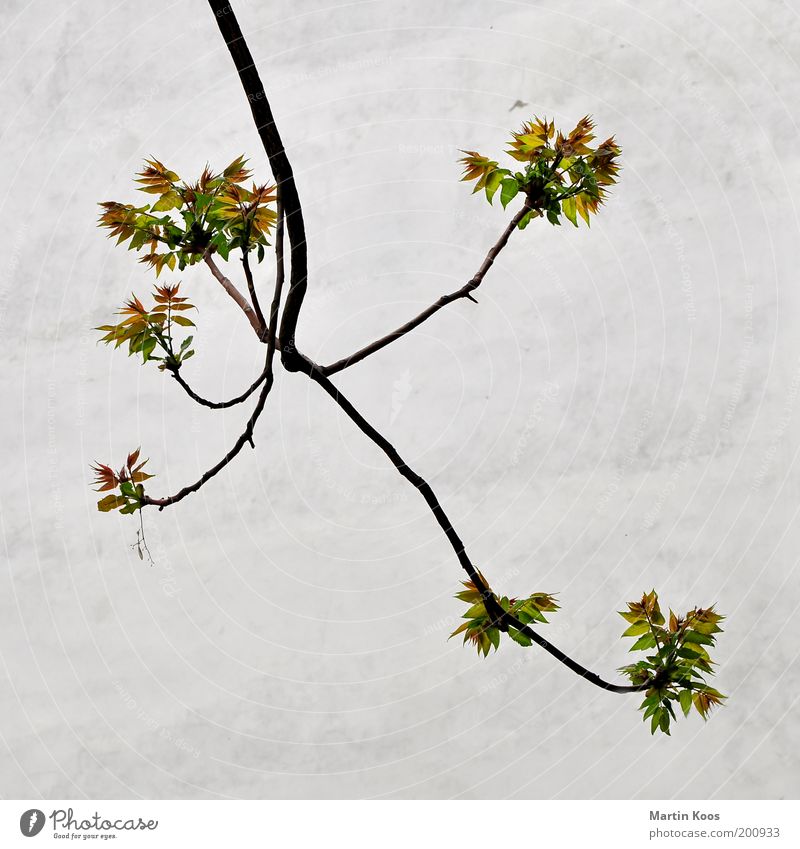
[19, 809, 45, 837]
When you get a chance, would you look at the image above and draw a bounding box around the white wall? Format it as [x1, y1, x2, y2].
[1, 0, 798, 798]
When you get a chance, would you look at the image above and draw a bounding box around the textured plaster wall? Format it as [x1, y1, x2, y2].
[1, 0, 798, 798]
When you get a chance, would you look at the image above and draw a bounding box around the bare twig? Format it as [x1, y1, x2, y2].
[143, 197, 287, 509]
[308, 365, 646, 693]
[205, 0, 650, 694]
[242, 248, 268, 339]
[204, 252, 263, 337]
[168, 365, 268, 409]
[321, 204, 531, 376]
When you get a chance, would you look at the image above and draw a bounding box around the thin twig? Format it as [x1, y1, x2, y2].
[242, 248, 268, 339]
[142, 196, 287, 510]
[168, 365, 268, 409]
[307, 364, 647, 694]
[204, 251, 263, 337]
[320, 204, 530, 376]
[207, 0, 648, 694]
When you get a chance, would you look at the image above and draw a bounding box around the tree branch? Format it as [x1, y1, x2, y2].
[204, 252, 263, 337]
[168, 364, 268, 409]
[143, 196, 287, 509]
[207, 1, 648, 694]
[307, 364, 647, 693]
[320, 204, 531, 376]
[242, 248, 268, 339]
[208, 0, 308, 371]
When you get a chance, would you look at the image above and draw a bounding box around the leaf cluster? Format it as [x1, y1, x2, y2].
[459, 115, 621, 229]
[618, 590, 726, 735]
[450, 577, 559, 656]
[90, 448, 154, 514]
[97, 156, 277, 275]
[95, 283, 196, 370]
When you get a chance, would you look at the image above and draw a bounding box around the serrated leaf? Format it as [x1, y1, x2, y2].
[629, 633, 657, 652]
[562, 195, 578, 227]
[621, 621, 651, 637]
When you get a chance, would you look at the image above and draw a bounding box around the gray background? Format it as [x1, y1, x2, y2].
[1, 0, 798, 799]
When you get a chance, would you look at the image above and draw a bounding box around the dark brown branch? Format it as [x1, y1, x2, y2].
[307, 364, 647, 693]
[141, 369, 273, 509]
[242, 249, 268, 339]
[168, 364, 267, 409]
[269, 197, 286, 347]
[321, 204, 531, 376]
[208, 2, 647, 694]
[208, 0, 308, 371]
[143, 198, 287, 510]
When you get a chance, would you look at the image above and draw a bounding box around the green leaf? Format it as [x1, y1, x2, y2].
[152, 191, 182, 212]
[508, 627, 532, 647]
[629, 633, 657, 652]
[676, 646, 702, 660]
[500, 178, 520, 209]
[172, 316, 195, 327]
[621, 622, 651, 637]
[562, 195, 578, 227]
[650, 710, 661, 735]
[213, 233, 231, 261]
[194, 192, 213, 212]
[684, 631, 714, 646]
[97, 494, 125, 512]
[679, 689, 693, 717]
[517, 211, 535, 230]
[484, 170, 503, 203]
[141, 336, 157, 362]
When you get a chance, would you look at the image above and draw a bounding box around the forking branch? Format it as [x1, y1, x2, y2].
[89, 0, 726, 734]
